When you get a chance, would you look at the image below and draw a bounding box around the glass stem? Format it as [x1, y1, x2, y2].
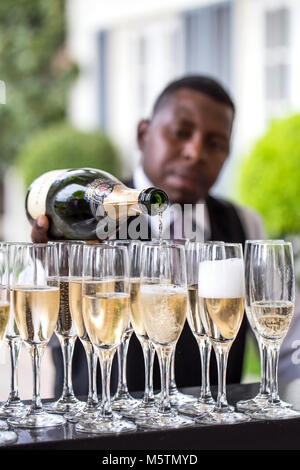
[7, 337, 21, 404]
[98, 348, 115, 418]
[198, 337, 212, 401]
[30, 344, 44, 413]
[58, 335, 76, 400]
[116, 329, 133, 396]
[141, 338, 155, 404]
[214, 342, 230, 411]
[258, 338, 270, 395]
[156, 344, 173, 415]
[268, 343, 281, 404]
[169, 347, 177, 394]
[82, 340, 98, 408]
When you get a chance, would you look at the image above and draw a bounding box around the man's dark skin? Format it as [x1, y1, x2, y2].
[31, 88, 234, 242]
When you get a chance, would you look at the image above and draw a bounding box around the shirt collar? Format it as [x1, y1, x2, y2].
[132, 165, 209, 239]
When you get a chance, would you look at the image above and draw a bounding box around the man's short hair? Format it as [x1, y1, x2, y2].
[152, 75, 235, 117]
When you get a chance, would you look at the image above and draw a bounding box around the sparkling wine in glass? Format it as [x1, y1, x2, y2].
[63, 243, 100, 423]
[179, 241, 216, 417]
[45, 241, 84, 415]
[245, 241, 300, 420]
[0, 242, 31, 419]
[161, 238, 195, 407]
[195, 243, 250, 425]
[108, 240, 140, 414]
[121, 241, 157, 421]
[136, 242, 193, 429]
[7, 243, 65, 428]
[75, 244, 137, 434]
[0, 247, 18, 445]
[236, 240, 286, 413]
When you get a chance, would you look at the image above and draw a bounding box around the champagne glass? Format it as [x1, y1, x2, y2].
[136, 242, 193, 429]
[63, 243, 100, 423]
[163, 238, 195, 407]
[179, 241, 215, 417]
[45, 241, 84, 415]
[0, 247, 17, 445]
[121, 241, 157, 421]
[236, 240, 284, 413]
[246, 241, 300, 420]
[7, 243, 65, 428]
[75, 244, 137, 434]
[109, 241, 140, 413]
[195, 242, 250, 425]
[0, 242, 31, 418]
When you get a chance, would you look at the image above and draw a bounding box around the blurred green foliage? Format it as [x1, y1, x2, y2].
[241, 333, 260, 383]
[238, 113, 300, 237]
[0, 0, 77, 169]
[15, 122, 121, 188]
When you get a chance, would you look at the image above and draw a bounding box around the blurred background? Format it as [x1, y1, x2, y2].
[1, 0, 300, 398]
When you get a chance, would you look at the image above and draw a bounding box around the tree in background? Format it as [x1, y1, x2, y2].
[0, 0, 77, 169]
[238, 113, 300, 283]
[15, 122, 121, 189]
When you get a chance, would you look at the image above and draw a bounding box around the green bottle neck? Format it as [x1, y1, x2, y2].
[138, 187, 169, 216]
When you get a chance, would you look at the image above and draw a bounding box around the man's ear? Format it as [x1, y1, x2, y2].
[137, 119, 150, 151]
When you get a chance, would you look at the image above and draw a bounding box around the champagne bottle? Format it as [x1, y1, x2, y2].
[25, 168, 168, 240]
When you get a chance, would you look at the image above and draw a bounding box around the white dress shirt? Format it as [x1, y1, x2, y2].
[133, 165, 265, 241]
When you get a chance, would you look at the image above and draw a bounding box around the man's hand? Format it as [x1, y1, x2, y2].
[31, 215, 50, 243]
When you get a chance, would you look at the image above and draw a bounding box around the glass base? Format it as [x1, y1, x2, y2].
[0, 402, 29, 418]
[111, 392, 140, 413]
[277, 399, 293, 409]
[122, 401, 158, 421]
[75, 413, 137, 434]
[64, 406, 101, 424]
[44, 396, 84, 415]
[178, 399, 215, 417]
[196, 408, 251, 425]
[246, 405, 300, 421]
[0, 419, 9, 430]
[157, 388, 196, 408]
[0, 430, 18, 447]
[236, 394, 270, 413]
[7, 410, 66, 429]
[136, 410, 194, 430]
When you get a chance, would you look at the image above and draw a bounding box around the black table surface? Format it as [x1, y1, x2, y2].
[3, 380, 300, 451]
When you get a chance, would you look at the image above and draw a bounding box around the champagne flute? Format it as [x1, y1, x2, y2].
[0, 247, 17, 445]
[75, 244, 137, 434]
[163, 238, 194, 407]
[45, 241, 84, 415]
[179, 241, 215, 417]
[63, 243, 100, 423]
[246, 241, 300, 420]
[121, 240, 157, 421]
[0, 242, 31, 418]
[136, 242, 193, 429]
[236, 240, 285, 412]
[195, 242, 250, 425]
[109, 240, 140, 413]
[7, 243, 65, 428]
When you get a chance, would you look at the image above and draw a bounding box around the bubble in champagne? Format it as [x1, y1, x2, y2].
[198, 258, 245, 299]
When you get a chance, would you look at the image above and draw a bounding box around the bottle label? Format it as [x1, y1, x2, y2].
[85, 178, 115, 204]
[27, 169, 67, 219]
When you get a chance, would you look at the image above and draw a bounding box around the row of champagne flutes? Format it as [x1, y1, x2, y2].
[111, 239, 300, 427]
[0, 238, 298, 445]
[181, 239, 300, 424]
